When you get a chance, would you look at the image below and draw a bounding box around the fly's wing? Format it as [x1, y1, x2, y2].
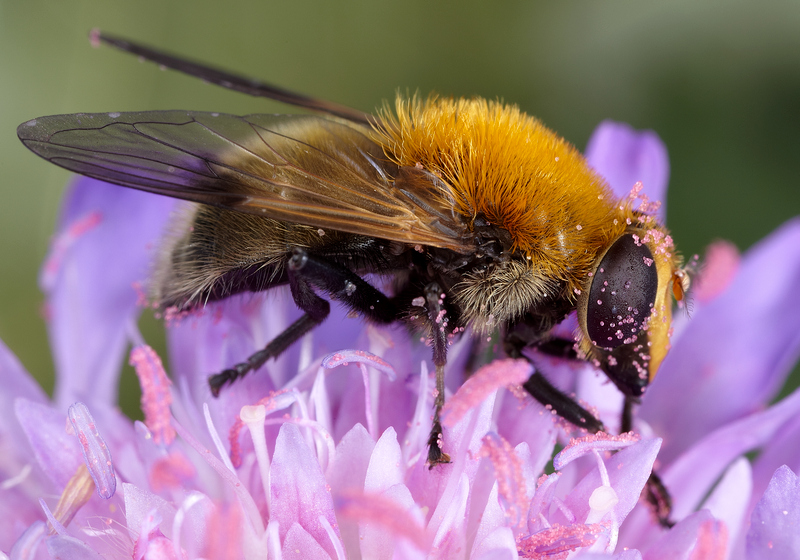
[18, 111, 471, 251]
[94, 32, 375, 126]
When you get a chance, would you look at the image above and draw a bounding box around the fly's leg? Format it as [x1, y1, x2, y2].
[521, 372, 605, 433]
[505, 324, 675, 527]
[622, 395, 675, 528]
[504, 328, 605, 433]
[424, 282, 452, 467]
[208, 248, 398, 395]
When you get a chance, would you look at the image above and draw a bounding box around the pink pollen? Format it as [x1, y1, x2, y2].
[337, 491, 428, 550]
[479, 433, 527, 527]
[628, 182, 644, 199]
[163, 305, 203, 326]
[89, 28, 101, 47]
[688, 519, 729, 560]
[149, 451, 197, 492]
[694, 240, 740, 304]
[441, 359, 532, 427]
[132, 281, 148, 307]
[130, 345, 175, 446]
[554, 432, 640, 470]
[517, 522, 605, 558]
[67, 403, 116, 499]
[228, 389, 291, 467]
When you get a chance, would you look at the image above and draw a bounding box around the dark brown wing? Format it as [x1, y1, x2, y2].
[18, 111, 471, 251]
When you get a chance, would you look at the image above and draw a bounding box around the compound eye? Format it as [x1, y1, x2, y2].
[586, 234, 658, 349]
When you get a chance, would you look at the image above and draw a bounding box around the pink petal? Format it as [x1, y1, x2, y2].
[662, 382, 800, 521]
[565, 438, 661, 525]
[281, 523, 333, 560]
[642, 509, 725, 560]
[14, 399, 82, 490]
[364, 428, 404, 493]
[745, 465, 800, 558]
[642, 218, 800, 465]
[270, 423, 339, 558]
[43, 178, 176, 409]
[584, 121, 669, 221]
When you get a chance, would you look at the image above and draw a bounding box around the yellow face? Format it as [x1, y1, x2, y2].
[576, 221, 683, 394]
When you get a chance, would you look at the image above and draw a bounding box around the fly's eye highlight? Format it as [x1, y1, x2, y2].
[586, 234, 659, 349]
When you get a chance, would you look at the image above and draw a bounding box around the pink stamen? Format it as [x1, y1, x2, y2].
[517, 522, 607, 558]
[228, 389, 295, 467]
[130, 345, 175, 446]
[67, 402, 116, 499]
[553, 431, 639, 471]
[40, 210, 102, 288]
[478, 433, 528, 527]
[149, 452, 196, 492]
[694, 240, 740, 304]
[337, 491, 428, 550]
[240, 404, 272, 517]
[441, 359, 532, 427]
[323, 349, 396, 440]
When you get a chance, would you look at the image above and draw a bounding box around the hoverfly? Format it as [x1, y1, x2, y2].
[18, 33, 687, 504]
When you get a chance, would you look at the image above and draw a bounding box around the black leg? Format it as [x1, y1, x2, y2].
[644, 471, 674, 528]
[208, 248, 399, 395]
[425, 282, 452, 466]
[504, 326, 605, 433]
[286, 249, 397, 324]
[522, 372, 605, 433]
[622, 396, 674, 528]
[620, 395, 636, 434]
[505, 321, 675, 527]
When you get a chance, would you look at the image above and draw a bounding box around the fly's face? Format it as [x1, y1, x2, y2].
[578, 222, 686, 397]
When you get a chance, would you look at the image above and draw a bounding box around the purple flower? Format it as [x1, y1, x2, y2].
[2, 122, 799, 559]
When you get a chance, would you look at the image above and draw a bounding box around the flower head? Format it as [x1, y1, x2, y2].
[2, 122, 800, 559]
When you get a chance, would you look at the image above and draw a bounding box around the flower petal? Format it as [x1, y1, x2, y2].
[270, 423, 340, 558]
[584, 121, 669, 220]
[326, 423, 375, 496]
[470, 483, 519, 559]
[746, 465, 800, 558]
[641, 509, 726, 560]
[42, 178, 176, 408]
[642, 218, 800, 464]
[14, 399, 82, 490]
[282, 522, 333, 560]
[701, 457, 751, 551]
[565, 438, 661, 525]
[751, 408, 800, 508]
[364, 428, 404, 493]
[667, 383, 800, 519]
[45, 533, 105, 560]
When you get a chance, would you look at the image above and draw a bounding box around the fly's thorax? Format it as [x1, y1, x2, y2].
[375, 95, 631, 274]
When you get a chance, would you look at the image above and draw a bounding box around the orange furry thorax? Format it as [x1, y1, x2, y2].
[374, 95, 633, 288]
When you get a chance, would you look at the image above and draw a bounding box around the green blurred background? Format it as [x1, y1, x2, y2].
[2, 1, 799, 418]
